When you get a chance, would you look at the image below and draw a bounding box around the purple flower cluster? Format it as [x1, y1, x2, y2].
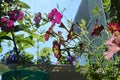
[8, 9, 24, 21]
[34, 12, 41, 23]
[0, 18, 14, 32]
[66, 55, 77, 65]
[0, 9, 24, 32]
[6, 54, 17, 65]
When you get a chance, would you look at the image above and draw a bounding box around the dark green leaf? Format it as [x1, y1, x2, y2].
[14, 25, 22, 32]
[0, 36, 12, 40]
[0, 45, 2, 53]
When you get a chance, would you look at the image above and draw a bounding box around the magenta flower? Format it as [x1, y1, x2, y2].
[104, 31, 120, 60]
[8, 9, 24, 21]
[0, 18, 14, 32]
[34, 12, 41, 23]
[48, 8, 63, 24]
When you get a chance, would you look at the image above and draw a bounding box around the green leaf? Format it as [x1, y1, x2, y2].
[19, 1, 30, 9]
[80, 19, 86, 28]
[67, 20, 72, 26]
[32, 34, 45, 42]
[0, 36, 12, 40]
[38, 35, 45, 42]
[21, 76, 29, 80]
[14, 25, 22, 32]
[117, 75, 120, 80]
[17, 20, 23, 24]
[15, 34, 24, 40]
[12, 76, 17, 80]
[31, 33, 39, 38]
[92, 5, 99, 14]
[0, 32, 7, 37]
[81, 19, 86, 25]
[20, 39, 34, 47]
[38, 47, 52, 57]
[7, 41, 12, 48]
[103, 0, 110, 6]
[0, 45, 3, 53]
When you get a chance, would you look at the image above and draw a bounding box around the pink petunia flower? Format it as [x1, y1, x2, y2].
[48, 8, 63, 24]
[104, 31, 120, 60]
[0, 17, 14, 32]
[8, 9, 24, 21]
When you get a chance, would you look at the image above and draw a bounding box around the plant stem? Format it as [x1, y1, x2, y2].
[11, 31, 20, 65]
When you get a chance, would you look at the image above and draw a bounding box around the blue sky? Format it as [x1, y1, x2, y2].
[23, 0, 81, 21]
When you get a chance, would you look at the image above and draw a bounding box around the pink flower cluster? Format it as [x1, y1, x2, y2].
[104, 23, 120, 60]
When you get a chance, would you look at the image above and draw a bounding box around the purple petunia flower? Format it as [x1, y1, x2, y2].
[34, 12, 41, 23]
[0, 17, 14, 32]
[8, 9, 24, 21]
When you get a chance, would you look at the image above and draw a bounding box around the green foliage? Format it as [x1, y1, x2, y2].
[0, 0, 51, 66]
[92, 5, 99, 15]
[0, 36, 12, 41]
[19, 1, 30, 9]
[81, 19, 86, 27]
[38, 47, 52, 57]
[102, 0, 111, 12]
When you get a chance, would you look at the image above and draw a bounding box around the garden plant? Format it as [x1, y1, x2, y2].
[0, 0, 120, 80]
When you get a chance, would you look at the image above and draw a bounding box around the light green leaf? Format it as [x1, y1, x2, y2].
[80, 19, 86, 28]
[81, 19, 86, 25]
[103, 0, 110, 6]
[38, 47, 52, 57]
[32, 33, 39, 39]
[92, 5, 99, 14]
[38, 35, 45, 42]
[0, 32, 7, 37]
[21, 76, 29, 80]
[20, 39, 34, 47]
[32, 34, 45, 42]
[19, 1, 30, 9]
[17, 20, 23, 24]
